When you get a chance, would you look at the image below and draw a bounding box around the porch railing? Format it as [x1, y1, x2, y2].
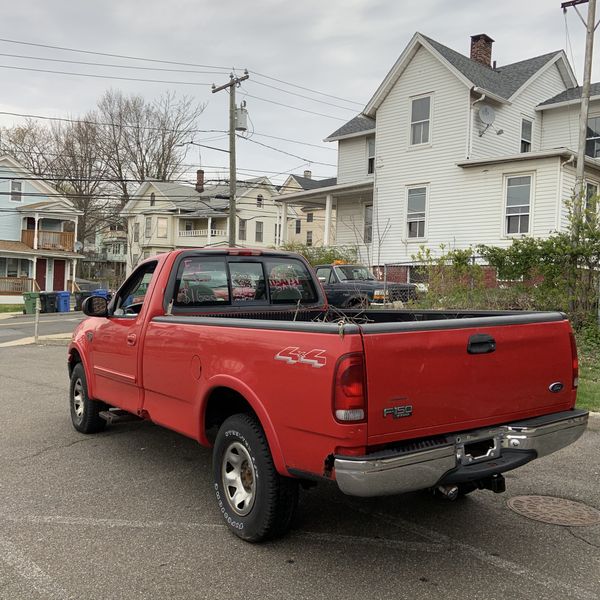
[178, 229, 228, 238]
[21, 229, 75, 252]
[0, 277, 35, 294]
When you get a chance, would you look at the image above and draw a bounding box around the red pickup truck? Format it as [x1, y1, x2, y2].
[68, 249, 588, 542]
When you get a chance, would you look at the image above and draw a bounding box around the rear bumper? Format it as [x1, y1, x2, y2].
[334, 409, 588, 497]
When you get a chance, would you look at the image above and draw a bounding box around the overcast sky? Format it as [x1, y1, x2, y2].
[0, 0, 598, 186]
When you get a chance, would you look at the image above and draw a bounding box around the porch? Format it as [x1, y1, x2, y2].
[177, 216, 228, 246]
[21, 229, 75, 252]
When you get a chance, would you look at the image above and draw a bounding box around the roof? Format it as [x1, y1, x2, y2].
[325, 115, 376, 142]
[290, 175, 338, 190]
[538, 83, 600, 107]
[16, 199, 83, 215]
[422, 35, 563, 101]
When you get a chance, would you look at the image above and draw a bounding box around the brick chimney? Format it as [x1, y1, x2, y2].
[196, 169, 204, 193]
[303, 169, 312, 179]
[470, 34, 494, 67]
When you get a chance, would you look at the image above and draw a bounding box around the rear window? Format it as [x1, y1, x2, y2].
[171, 255, 318, 308]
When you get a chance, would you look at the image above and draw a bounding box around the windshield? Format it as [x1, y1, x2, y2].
[335, 265, 376, 281]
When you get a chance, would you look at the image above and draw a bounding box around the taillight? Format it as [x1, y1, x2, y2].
[333, 353, 366, 422]
[228, 249, 262, 256]
[569, 330, 579, 389]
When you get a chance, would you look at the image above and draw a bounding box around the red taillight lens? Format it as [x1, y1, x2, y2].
[333, 353, 366, 422]
[569, 330, 579, 388]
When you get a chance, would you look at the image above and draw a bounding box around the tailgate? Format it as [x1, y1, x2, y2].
[361, 314, 576, 444]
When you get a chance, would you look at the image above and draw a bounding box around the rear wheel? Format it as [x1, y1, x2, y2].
[212, 413, 298, 542]
[69, 363, 106, 434]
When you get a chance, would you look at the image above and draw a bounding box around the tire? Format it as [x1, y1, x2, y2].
[69, 363, 106, 434]
[212, 413, 298, 542]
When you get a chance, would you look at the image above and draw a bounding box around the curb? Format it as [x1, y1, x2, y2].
[0, 334, 71, 348]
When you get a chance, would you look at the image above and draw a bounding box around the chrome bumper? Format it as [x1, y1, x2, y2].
[334, 409, 588, 497]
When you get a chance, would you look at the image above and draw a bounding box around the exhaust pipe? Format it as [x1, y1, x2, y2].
[437, 485, 459, 500]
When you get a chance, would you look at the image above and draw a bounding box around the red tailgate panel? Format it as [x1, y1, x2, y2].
[363, 320, 576, 444]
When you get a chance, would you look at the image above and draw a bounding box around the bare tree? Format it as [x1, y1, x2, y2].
[0, 119, 57, 176]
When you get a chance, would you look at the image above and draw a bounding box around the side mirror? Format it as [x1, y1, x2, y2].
[82, 295, 109, 317]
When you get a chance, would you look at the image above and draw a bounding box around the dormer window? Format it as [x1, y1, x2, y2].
[256, 194, 264, 208]
[150, 192, 156, 207]
[410, 95, 431, 145]
[520, 118, 532, 153]
[367, 136, 375, 174]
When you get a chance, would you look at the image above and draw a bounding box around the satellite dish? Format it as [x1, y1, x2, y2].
[74, 241, 83, 252]
[479, 105, 495, 125]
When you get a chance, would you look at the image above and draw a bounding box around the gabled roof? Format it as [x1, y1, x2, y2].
[324, 116, 376, 142]
[16, 199, 83, 215]
[538, 83, 600, 109]
[355, 32, 577, 122]
[290, 175, 338, 190]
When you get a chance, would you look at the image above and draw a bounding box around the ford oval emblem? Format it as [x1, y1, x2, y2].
[549, 382, 564, 393]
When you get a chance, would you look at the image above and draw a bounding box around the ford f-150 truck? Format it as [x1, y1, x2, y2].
[68, 248, 588, 542]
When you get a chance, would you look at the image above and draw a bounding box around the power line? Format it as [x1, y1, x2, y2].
[0, 63, 213, 86]
[0, 36, 363, 108]
[237, 135, 337, 167]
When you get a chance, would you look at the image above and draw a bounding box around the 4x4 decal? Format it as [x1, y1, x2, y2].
[274, 347, 327, 368]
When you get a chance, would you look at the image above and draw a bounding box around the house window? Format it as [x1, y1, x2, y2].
[145, 217, 152, 238]
[134, 222, 140, 242]
[306, 212, 314, 223]
[239, 219, 247, 241]
[505, 175, 531, 235]
[255, 221, 263, 243]
[185, 220, 194, 231]
[521, 119, 533, 153]
[586, 182, 598, 221]
[295, 219, 301, 234]
[150, 192, 156, 207]
[407, 187, 426, 238]
[364, 204, 373, 243]
[367, 136, 375, 174]
[157, 217, 168, 239]
[410, 95, 431, 145]
[256, 195, 264, 208]
[10, 180, 22, 202]
[306, 231, 313, 246]
[586, 116, 600, 157]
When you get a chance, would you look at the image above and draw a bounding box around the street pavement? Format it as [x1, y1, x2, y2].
[0, 344, 598, 600]
[0, 312, 84, 346]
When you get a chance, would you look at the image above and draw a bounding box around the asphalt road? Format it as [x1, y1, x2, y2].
[0, 312, 84, 346]
[0, 344, 599, 600]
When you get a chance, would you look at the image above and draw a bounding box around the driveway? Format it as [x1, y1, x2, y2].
[0, 345, 598, 600]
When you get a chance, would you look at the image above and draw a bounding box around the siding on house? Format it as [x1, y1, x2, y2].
[540, 97, 600, 150]
[471, 62, 567, 159]
[374, 46, 471, 263]
[337, 137, 371, 184]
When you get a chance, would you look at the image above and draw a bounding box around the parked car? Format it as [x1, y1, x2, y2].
[314, 263, 416, 307]
[68, 248, 587, 542]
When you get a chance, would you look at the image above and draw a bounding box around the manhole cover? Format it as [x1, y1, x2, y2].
[507, 495, 600, 527]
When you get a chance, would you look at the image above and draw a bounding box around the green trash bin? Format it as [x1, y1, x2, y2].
[23, 291, 40, 315]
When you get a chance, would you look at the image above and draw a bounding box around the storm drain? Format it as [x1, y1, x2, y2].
[507, 495, 600, 527]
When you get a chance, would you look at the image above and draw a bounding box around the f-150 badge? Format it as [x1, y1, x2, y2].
[383, 405, 413, 419]
[275, 347, 327, 368]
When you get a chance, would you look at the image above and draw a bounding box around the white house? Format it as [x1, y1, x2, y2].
[278, 32, 600, 277]
[122, 170, 280, 273]
[0, 154, 82, 303]
[278, 170, 337, 246]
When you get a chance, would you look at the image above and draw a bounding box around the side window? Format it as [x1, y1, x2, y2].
[173, 257, 229, 307]
[113, 261, 158, 316]
[265, 258, 318, 304]
[315, 267, 331, 283]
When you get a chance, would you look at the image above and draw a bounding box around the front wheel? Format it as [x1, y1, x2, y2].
[69, 363, 106, 434]
[212, 413, 298, 542]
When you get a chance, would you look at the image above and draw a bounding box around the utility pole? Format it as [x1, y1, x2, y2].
[212, 70, 249, 246]
[562, 0, 598, 223]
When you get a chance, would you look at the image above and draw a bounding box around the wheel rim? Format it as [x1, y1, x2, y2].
[73, 378, 84, 419]
[221, 441, 256, 516]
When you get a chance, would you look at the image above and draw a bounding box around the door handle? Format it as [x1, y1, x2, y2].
[467, 333, 496, 354]
[126, 333, 137, 346]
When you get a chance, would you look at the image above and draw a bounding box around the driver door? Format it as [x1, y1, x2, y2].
[90, 261, 157, 414]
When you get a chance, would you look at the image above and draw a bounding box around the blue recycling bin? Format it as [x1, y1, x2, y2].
[92, 289, 110, 300]
[56, 291, 71, 313]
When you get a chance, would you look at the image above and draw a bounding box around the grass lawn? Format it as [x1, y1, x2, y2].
[577, 367, 600, 412]
[0, 304, 23, 313]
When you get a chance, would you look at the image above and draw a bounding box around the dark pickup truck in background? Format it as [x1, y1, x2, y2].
[314, 263, 416, 308]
